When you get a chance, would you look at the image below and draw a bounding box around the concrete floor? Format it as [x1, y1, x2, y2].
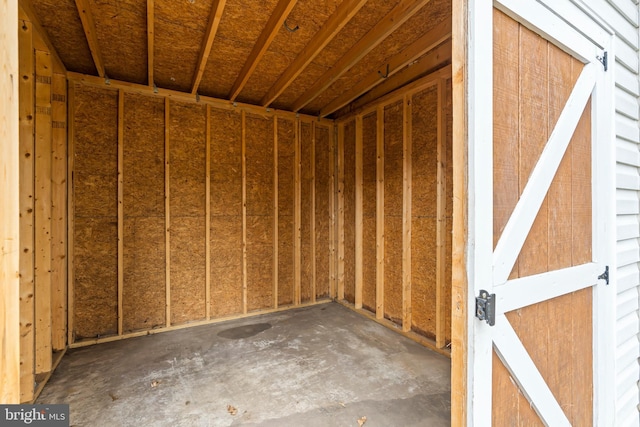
[37, 303, 451, 426]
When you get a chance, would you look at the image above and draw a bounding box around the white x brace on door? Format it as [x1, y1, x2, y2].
[465, 0, 615, 425]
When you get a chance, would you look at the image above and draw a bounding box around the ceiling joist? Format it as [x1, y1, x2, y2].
[319, 19, 451, 117]
[74, 0, 105, 77]
[229, 0, 298, 102]
[292, 0, 433, 112]
[191, 0, 227, 95]
[147, 0, 154, 87]
[260, 0, 368, 107]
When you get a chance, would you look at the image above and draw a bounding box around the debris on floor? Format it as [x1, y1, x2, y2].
[357, 415, 367, 426]
[227, 404, 238, 416]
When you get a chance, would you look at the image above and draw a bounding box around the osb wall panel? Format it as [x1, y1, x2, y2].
[343, 120, 356, 304]
[315, 125, 331, 299]
[246, 114, 274, 311]
[411, 86, 438, 339]
[362, 112, 377, 313]
[210, 109, 243, 317]
[278, 118, 295, 306]
[73, 84, 118, 339]
[383, 101, 403, 324]
[170, 102, 207, 324]
[300, 122, 313, 303]
[122, 94, 165, 332]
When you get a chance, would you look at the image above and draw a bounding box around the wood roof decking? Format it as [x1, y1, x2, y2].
[26, 0, 451, 118]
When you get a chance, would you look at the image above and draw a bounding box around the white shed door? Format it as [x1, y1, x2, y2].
[466, 0, 615, 425]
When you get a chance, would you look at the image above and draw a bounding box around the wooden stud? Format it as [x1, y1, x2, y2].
[311, 122, 317, 302]
[329, 124, 336, 299]
[117, 89, 124, 336]
[294, 119, 302, 305]
[291, 0, 432, 112]
[337, 123, 345, 301]
[451, 0, 468, 423]
[50, 71, 67, 351]
[205, 105, 211, 320]
[435, 79, 447, 348]
[74, 0, 105, 77]
[354, 114, 363, 309]
[402, 94, 412, 333]
[147, 0, 154, 86]
[67, 72, 334, 126]
[18, 1, 65, 73]
[375, 106, 384, 320]
[229, 0, 298, 101]
[66, 84, 75, 346]
[34, 49, 52, 375]
[18, 14, 35, 403]
[261, 0, 368, 107]
[164, 97, 171, 328]
[241, 110, 248, 314]
[273, 116, 279, 308]
[191, 0, 227, 94]
[319, 20, 451, 117]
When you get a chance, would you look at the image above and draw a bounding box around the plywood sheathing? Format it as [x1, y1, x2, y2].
[245, 114, 275, 311]
[30, 0, 96, 74]
[169, 102, 207, 324]
[210, 109, 243, 318]
[238, 0, 341, 105]
[122, 93, 165, 332]
[299, 122, 313, 303]
[383, 101, 403, 325]
[315, 125, 331, 299]
[154, 0, 213, 92]
[198, 0, 279, 99]
[361, 112, 376, 313]
[306, 0, 450, 114]
[72, 84, 119, 339]
[277, 118, 295, 306]
[343, 120, 356, 304]
[90, 0, 147, 85]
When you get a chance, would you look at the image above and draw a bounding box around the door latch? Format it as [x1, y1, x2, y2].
[475, 290, 495, 326]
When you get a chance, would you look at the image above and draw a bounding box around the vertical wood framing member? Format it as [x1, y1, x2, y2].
[329, 124, 336, 299]
[164, 97, 171, 327]
[294, 119, 302, 305]
[67, 84, 75, 346]
[435, 79, 447, 348]
[18, 14, 35, 402]
[0, 0, 20, 402]
[311, 122, 317, 302]
[241, 110, 248, 313]
[273, 116, 279, 308]
[354, 114, 363, 309]
[337, 123, 345, 301]
[34, 48, 53, 375]
[147, 0, 154, 86]
[376, 106, 384, 319]
[402, 94, 413, 332]
[205, 105, 211, 319]
[50, 70, 67, 351]
[117, 89, 124, 336]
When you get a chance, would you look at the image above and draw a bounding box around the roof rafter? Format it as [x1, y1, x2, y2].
[147, 0, 154, 87]
[260, 0, 368, 107]
[18, 0, 66, 73]
[291, 0, 433, 112]
[319, 19, 451, 117]
[229, 0, 299, 102]
[191, 0, 227, 95]
[74, 0, 105, 77]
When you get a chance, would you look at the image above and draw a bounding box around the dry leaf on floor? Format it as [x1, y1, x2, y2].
[357, 416, 367, 426]
[108, 393, 118, 401]
[227, 404, 238, 416]
[150, 380, 159, 388]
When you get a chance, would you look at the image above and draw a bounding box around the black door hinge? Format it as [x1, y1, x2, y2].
[597, 51, 608, 71]
[475, 290, 496, 326]
[598, 265, 609, 285]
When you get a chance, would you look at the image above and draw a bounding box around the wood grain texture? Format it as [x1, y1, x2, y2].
[315, 125, 332, 299]
[343, 120, 356, 304]
[277, 118, 295, 306]
[362, 112, 377, 314]
[300, 122, 313, 303]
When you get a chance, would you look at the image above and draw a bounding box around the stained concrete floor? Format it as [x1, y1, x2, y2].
[37, 303, 451, 426]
